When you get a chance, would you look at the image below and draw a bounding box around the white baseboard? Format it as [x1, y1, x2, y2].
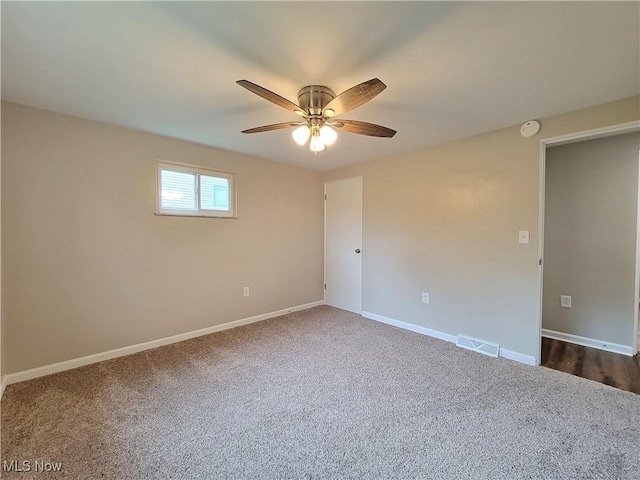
[1, 375, 6, 400]
[499, 348, 537, 366]
[541, 328, 634, 357]
[361, 311, 458, 343]
[4, 300, 325, 387]
[362, 311, 537, 366]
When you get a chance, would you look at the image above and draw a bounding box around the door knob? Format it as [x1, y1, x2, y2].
[355, 249, 361, 253]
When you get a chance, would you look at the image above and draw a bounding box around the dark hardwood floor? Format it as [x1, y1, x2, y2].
[541, 337, 640, 394]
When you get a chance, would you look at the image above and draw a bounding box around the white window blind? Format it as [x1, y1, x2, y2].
[161, 169, 197, 211]
[157, 162, 236, 218]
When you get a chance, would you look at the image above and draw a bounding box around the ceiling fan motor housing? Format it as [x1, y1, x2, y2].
[297, 86, 335, 116]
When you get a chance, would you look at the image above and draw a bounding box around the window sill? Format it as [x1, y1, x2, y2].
[155, 212, 238, 219]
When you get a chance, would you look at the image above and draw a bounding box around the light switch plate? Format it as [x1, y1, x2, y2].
[519, 231, 530, 244]
[560, 295, 571, 308]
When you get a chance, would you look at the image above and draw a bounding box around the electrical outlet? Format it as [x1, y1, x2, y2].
[422, 292, 430, 304]
[243, 287, 250, 297]
[519, 230, 530, 244]
[560, 295, 571, 308]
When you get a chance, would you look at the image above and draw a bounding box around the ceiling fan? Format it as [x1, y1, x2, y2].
[237, 78, 396, 153]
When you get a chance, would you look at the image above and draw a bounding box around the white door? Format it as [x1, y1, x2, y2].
[325, 177, 363, 313]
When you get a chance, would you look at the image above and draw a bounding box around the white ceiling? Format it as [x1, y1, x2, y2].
[2, 2, 639, 171]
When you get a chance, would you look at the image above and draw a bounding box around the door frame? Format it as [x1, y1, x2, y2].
[324, 176, 364, 312]
[536, 120, 640, 365]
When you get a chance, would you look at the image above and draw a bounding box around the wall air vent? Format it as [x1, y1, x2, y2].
[456, 335, 500, 358]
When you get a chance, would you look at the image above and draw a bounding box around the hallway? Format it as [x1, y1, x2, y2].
[542, 337, 640, 394]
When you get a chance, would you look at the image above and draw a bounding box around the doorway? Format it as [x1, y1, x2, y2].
[537, 122, 640, 388]
[324, 177, 363, 313]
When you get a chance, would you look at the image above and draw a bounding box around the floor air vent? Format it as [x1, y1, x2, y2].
[456, 335, 500, 358]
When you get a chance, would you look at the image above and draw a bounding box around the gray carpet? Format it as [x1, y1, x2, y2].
[2, 305, 639, 479]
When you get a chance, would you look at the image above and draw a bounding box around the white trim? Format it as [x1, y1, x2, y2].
[540, 121, 640, 148]
[537, 121, 640, 365]
[542, 329, 634, 357]
[635, 149, 640, 354]
[499, 348, 537, 366]
[4, 300, 324, 387]
[535, 139, 546, 366]
[1, 376, 6, 399]
[323, 182, 327, 303]
[324, 176, 365, 186]
[361, 311, 536, 366]
[362, 311, 458, 343]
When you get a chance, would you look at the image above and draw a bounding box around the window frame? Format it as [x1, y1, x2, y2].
[156, 161, 237, 218]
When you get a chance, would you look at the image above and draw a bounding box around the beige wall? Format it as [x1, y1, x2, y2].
[2, 96, 638, 374]
[543, 133, 639, 346]
[1, 104, 3, 392]
[1, 102, 324, 374]
[324, 96, 639, 360]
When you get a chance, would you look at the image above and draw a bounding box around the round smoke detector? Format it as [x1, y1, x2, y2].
[520, 120, 541, 138]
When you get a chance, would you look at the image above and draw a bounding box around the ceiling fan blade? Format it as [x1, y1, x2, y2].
[237, 80, 306, 116]
[241, 122, 303, 134]
[332, 119, 396, 138]
[322, 79, 386, 117]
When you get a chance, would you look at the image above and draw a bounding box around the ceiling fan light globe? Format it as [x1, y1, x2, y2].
[310, 136, 326, 152]
[319, 125, 337, 146]
[292, 126, 311, 145]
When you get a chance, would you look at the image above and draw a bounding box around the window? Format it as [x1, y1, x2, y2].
[157, 161, 236, 218]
